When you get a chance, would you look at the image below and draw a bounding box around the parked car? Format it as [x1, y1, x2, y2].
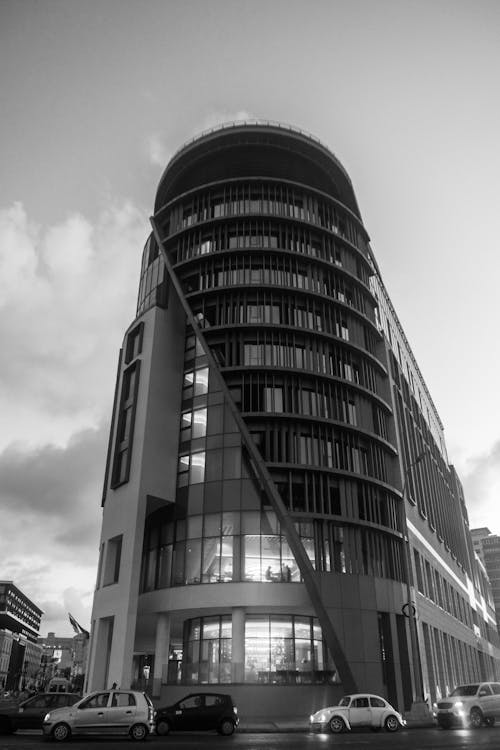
[42, 689, 155, 741]
[0, 693, 80, 734]
[155, 692, 238, 735]
[310, 693, 405, 733]
[434, 682, 500, 728]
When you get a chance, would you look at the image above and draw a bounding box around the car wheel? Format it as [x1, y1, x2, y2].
[329, 716, 346, 733]
[385, 714, 400, 732]
[484, 717, 495, 727]
[156, 720, 171, 736]
[130, 723, 148, 741]
[52, 723, 71, 742]
[470, 708, 484, 728]
[218, 719, 235, 736]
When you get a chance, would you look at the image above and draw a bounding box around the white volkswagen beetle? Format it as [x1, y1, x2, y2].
[310, 693, 405, 733]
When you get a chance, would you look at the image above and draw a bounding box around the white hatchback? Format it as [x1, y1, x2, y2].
[42, 689, 155, 742]
[310, 693, 405, 733]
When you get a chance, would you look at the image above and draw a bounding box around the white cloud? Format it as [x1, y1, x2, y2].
[0, 200, 147, 450]
[145, 133, 173, 168]
[0, 200, 148, 634]
[144, 110, 256, 174]
[459, 441, 500, 536]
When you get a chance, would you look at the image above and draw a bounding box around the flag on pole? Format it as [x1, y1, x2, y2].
[68, 612, 90, 638]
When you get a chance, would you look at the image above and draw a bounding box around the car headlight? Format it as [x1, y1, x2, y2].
[44, 713, 51, 722]
[454, 701, 463, 708]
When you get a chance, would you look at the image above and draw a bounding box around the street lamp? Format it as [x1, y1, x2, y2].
[400, 450, 432, 720]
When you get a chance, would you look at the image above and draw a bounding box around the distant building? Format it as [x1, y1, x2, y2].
[38, 631, 89, 690]
[0, 581, 42, 691]
[87, 121, 500, 716]
[471, 528, 500, 634]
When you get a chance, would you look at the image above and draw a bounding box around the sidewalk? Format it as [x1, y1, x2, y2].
[237, 717, 309, 732]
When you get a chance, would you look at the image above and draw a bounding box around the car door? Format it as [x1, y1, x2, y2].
[478, 683, 497, 720]
[490, 683, 500, 718]
[105, 692, 137, 733]
[173, 694, 204, 730]
[369, 696, 387, 727]
[74, 692, 110, 734]
[204, 694, 226, 730]
[16, 695, 53, 729]
[349, 696, 372, 727]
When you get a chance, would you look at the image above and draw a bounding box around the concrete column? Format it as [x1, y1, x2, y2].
[232, 607, 245, 683]
[152, 613, 171, 697]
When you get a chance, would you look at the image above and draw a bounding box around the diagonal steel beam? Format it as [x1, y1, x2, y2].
[150, 215, 358, 694]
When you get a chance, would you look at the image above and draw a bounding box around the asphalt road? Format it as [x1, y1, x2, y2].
[1, 728, 500, 750]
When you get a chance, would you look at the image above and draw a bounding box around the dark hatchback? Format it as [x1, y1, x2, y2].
[0, 693, 81, 733]
[155, 692, 238, 736]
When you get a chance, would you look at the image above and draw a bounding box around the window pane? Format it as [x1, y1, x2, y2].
[204, 513, 221, 536]
[187, 515, 202, 539]
[243, 535, 261, 581]
[195, 367, 209, 395]
[271, 617, 293, 638]
[192, 408, 207, 438]
[157, 545, 172, 588]
[190, 452, 205, 483]
[185, 539, 201, 583]
[202, 537, 220, 582]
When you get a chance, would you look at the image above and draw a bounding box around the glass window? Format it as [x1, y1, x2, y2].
[223, 447, 241, 479]
[242, 511, 260, 534]
[243, 535, 261, 581]
[190, 452, 206, 484]
[220, 537, 233, 580]
[192, 408, 207, 438]
[187, 515, 203, 539]
[244, 616, 330, 684]
[204, 513, 222, 536]
[157, 545, 172, 588]
[185, 540, 202, 583]
[182, 616, 232, 685]
[195, 367, 209, 395]
[202, 537, 221, 582]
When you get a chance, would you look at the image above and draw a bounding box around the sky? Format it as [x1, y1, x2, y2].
[1, 0, 499, 637]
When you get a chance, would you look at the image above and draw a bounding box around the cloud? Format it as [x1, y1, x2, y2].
[0, 200, 147, 449]
[145, 110, 256, 169]
[0, 200, 148, 634]
[0, 425, 106, 634]
[145, 133, 174, 168]
[459, 440, 500, 535]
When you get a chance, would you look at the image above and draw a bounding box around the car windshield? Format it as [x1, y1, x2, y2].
[338, 696, 351, 707]
[450, 685, 479, 696]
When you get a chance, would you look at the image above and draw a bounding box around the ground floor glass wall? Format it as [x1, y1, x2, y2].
[178, 614, 334, 686]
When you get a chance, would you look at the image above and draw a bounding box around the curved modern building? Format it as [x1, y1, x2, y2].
[87, 122, 500, 717]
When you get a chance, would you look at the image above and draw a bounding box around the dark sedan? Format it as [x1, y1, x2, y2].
[0, 692, 80, 733]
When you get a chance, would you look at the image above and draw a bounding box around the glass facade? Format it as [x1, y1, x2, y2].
[180, 613, 334, 686]
[140, 507, 404, 591]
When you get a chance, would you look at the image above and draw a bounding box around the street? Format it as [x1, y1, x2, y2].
[2, 728, 500, 750]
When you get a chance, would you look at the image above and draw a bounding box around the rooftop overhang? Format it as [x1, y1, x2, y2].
[154, 121, 363, 220]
